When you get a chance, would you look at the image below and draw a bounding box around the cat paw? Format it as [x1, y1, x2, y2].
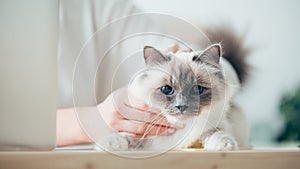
[99, 133, 129, 151]
[203, 132, 238, 151]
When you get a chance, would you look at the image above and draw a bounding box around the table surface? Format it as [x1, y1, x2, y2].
[0, 149, 300, 169]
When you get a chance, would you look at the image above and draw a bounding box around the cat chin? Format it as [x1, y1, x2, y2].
[165, 113, 198, 125]
[164, 109, 200, 118]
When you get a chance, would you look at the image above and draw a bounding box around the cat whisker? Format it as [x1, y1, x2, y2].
[142, 115, 165, 139]
[134, 116, 165, 150]
[154, 119, 163, 137]
[133, 112, 165, 149]
[145, 115, 165, 137]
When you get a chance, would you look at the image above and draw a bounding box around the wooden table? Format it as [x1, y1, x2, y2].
[0, 149, 299, 169]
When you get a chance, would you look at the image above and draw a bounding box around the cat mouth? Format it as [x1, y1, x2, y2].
[167, 113, 199, 122]
[167, 110, 200, 116]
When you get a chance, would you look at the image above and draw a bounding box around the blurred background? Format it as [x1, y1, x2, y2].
[133, 0, 300, 147]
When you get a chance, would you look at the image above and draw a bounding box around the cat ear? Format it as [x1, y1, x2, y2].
[193, 43, 222, 66]
[143, 46, 169, 65]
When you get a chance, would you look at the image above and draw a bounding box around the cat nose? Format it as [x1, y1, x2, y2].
[175, 105, 188, 112]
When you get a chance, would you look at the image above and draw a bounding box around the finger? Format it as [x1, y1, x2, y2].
[109, 88, 180, 128]
[125, 93, 160, 113]
[126, 94, 149, 111]
[176, 48, 192, 53]
[113, 91, 183, 128]
[165, 44, 179, 53]
[114, 120, 176, 136]
[117, 105, 177, 128]
[112, 87, 160, 114]
[129, 134, 158, 140]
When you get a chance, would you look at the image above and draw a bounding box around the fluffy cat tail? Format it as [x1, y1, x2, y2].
[203, 25, 251, 85]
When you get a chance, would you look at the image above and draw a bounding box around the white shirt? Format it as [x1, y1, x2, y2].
[58, 0, 212, 108]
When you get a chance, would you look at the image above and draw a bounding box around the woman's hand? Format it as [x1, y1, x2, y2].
[165, 44, 192, 53]
[97, 87, 184, 137]
[97, 45, 190, 137]
[56, 44, 189, 147]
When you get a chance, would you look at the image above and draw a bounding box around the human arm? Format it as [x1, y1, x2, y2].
[56, 88, 179, 147]
[56, 107, 93, 147]
[56, 45, 190, 147]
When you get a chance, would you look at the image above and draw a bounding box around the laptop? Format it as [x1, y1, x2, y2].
[0, 1, 58, 150]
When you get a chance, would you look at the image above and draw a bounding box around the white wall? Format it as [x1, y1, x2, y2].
[134, 0, 300, 146]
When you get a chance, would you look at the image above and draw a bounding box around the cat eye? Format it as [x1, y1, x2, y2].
[190, 85, 205, 95]
[160, 85, 174, 95]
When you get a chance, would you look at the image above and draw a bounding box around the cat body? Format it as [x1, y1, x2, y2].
[100, 28, 249, 151]
[127, 50, 248, 150]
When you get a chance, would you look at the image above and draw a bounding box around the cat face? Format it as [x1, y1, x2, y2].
[129, 44, 225, 118]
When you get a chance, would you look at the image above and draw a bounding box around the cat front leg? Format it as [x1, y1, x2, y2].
[201, 130, 238, 150]
[99, 133, 130, 151]
[99, 133, 152, 151]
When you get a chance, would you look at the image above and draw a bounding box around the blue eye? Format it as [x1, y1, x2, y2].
[161, 85, 174, 95]
[190, 85, 205, 95]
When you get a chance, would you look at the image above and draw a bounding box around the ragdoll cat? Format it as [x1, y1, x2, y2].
[100, 29, 249, 151]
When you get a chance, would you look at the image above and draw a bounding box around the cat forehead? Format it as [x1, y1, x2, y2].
[157, 54, 201, 82]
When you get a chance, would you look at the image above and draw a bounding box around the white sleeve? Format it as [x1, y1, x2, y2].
[58, 0, 207, 108]
[58, 0, 140, 107]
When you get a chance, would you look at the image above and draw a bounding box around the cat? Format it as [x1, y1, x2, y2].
[100, 28, 249, 151]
